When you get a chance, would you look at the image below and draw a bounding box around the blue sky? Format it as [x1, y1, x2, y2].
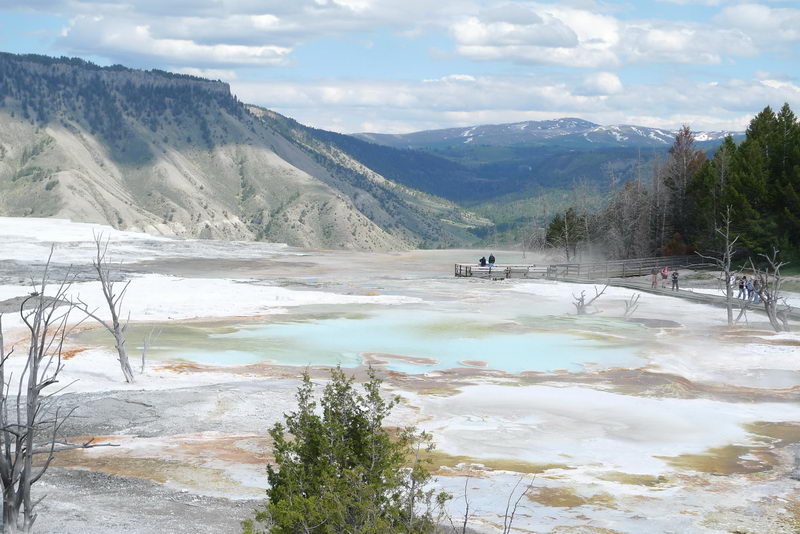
[1, 0, 798, 133]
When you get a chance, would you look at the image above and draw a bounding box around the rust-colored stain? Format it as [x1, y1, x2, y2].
[49, 433, 272, 493]
[162, 434, 272, 465]
[155, 362, 207, 373]
[62, 347, 87, 360]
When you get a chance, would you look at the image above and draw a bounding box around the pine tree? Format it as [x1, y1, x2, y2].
[243, 368, 449, 534]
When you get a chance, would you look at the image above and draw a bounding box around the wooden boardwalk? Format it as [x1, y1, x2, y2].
[454, 255, 702, 280]
[454, 255, 798, 322]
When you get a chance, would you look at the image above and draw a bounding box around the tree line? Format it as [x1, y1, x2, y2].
[0, 52, 247, 163]
[545, 103, 800, 263]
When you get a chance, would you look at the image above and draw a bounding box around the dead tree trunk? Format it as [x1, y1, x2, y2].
[76, 233, 135, 383]
[572, 285, 608, 315]
[0, 250, 105, 532]
[623, 293, 641, 320]
[141, 326, 162, 374]
[750, 248, 791, 332]
[695, 206, 739, 326]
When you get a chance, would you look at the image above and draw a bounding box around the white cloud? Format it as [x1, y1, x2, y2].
[172, 67, 238, 80]
[423, 74, 477, 83]
[620, 22, 757, 64]
[715, 3, 800, 43]
[575, 72, 623, 95]
[450, 4, 766, 68]
[232, 73, 800, 133]
[452, 5, 620, 68]
[452, 15, 578, 48]
[11, 0, 796, 71]
[60, 16, 291, 67]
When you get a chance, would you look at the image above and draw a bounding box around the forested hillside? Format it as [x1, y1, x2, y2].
[545, 104, 800, 263]
[688, 104, 800, 260]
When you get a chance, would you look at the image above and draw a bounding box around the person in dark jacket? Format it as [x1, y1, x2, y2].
[479, 256, 487, 267]
[671, 270, 679, 291]
[488, 253, 496, 273]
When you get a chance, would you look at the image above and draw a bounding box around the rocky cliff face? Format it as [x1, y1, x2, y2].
[0, 53, 484, 250]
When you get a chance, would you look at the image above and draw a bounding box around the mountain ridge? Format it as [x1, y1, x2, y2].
[354, 118, 742, 150]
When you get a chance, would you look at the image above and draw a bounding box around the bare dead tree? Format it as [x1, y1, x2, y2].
[445, 473, 534, 534]
[445, 474, 474, 534]
[733, 298, 751, 327]
[695, 206, 739, 326]
[623, 293, 641, 320]
[572, 285, 608, 315]
[522, 226, 546, 260]
[75, 233, 135, 383]
[140, 326, 162, 374]
[570, 179, 599, 262]
[0, 252, 106, 532]
[502, 476, 534, 534]
[750, 248, 792, 332]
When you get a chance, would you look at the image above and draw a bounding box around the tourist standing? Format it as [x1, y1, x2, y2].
[753, 279, 761, 304]
[660, 266, 669, 288]
[737, 276, 746, 299]
[488, 253, 495, 273]
[671, 270, 679, 291]
[479, 256, 487, 267]
[745, 278, 754, 301]
[650, 266, 658, 288]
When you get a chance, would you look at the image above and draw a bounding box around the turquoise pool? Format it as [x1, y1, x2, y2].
[82, 309, 645, 374]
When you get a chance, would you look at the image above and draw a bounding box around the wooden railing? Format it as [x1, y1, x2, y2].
[455, 255, 703, 280]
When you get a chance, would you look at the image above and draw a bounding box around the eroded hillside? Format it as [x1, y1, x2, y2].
[0, 53, 485, 250]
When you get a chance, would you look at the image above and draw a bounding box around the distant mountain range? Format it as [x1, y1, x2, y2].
[355, 118, 742, 150]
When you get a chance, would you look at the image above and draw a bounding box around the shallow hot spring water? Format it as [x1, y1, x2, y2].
[76, 308, 645, 374]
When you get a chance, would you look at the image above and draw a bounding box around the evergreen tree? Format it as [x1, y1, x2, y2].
[243, 368, 448, 534]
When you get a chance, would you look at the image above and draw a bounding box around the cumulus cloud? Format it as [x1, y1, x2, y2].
[715, 3, 800, 43]
[575, 72, 622, 95]
[620, 22, 757, 64]
[452, 5, 620, 68]
[7, 0, 796, 70]
[59, 16, 291, 67]
[232, 73, 800, 133]
[172, 67, 238, 80]
[450, 3, 767, 68]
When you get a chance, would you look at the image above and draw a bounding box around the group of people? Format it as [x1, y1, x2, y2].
[478, 254, 496, 269]
[732, 275, 761, 303]
[650, 266, 680, 291]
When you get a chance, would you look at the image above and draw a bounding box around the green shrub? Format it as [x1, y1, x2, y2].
[243, 368, 449, 534]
